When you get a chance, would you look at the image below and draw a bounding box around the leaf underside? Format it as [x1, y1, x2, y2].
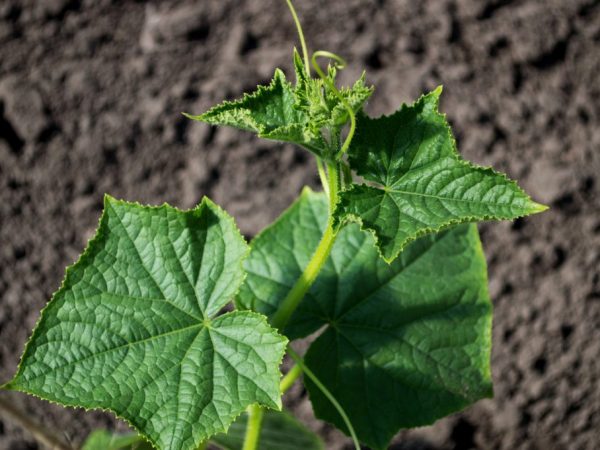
[5, 197, 287, 450]
[336, 88, 546, 262]
[238, 189, 493, 450]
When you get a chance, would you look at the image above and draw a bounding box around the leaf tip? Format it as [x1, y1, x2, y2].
[529, 201, 549, 214]
[300, 185, 315, 197]
[103, 193, 117, 206]
[433, 85, 444, 97]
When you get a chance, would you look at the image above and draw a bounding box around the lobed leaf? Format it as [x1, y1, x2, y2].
[336, 88, 547, 262]
[4, 197, 287, 450]
[238, 190, 494, 450]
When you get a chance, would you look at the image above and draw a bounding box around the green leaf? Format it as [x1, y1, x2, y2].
[336, 87, 547, 262]
[82, 430, 153, 450]
[5, 197, 287, 450]
[186, 50, 373, 159]
[185, 69, 327, 157]
[238, 190, 493, 450]
[211, 410, 324, 450]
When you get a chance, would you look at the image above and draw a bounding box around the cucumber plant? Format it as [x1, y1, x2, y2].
[2, 1, 546, 449]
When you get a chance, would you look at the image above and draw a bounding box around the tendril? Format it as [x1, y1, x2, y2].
[284, 0, 310, 76]
[311, 50, 357, 159]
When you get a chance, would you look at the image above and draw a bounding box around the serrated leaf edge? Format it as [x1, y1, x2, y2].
[1, 195, 290, 450]
[342, 86, 547, 263]
[336, 176, 546, 264]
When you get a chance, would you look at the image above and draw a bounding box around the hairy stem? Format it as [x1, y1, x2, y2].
[242, 404, 264, 450]
[0, 396, 71, 450]
[271, 161, 339, 330]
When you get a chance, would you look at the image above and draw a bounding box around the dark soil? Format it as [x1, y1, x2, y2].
[0, 0, 598, 449]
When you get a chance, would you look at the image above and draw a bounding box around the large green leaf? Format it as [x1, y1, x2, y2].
[4, 197, 287, 450]
[212, 409, 324, 450]
[238, 190, 493, 450]
[336, 87, 546, 262]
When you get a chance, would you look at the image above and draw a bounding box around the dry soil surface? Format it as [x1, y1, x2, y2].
[0, 0, 599, 449]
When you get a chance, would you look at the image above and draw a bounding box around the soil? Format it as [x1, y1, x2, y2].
[0, 0, 598, 449]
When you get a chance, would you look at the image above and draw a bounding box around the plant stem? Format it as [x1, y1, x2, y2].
[244, 163, 339, 449]
[242, 404, 264, 450]
[271, 161, 339, 331]
[280, 364, 303, 393]
[0, 396, 71, 450]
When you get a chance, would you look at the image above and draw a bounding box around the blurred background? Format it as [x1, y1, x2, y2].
[0, 0, 598, 449]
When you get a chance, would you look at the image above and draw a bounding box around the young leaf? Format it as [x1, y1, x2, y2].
[238, 190, 493, 450]
[187, 50, 373, 160]
[4, 197, 287, 450]
[336, 88, 547, 262]
[211, 409, 324, 450]
[293, 49, 373, 135]
[185, 69, 327, 157]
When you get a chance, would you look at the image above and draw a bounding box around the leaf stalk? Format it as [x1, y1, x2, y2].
[242, 404, 264, 450]
[287, 348, 360, 450]
[280, 363, 303, 393]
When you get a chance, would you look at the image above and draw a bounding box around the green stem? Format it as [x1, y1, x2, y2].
[285, 0, 310, 75]
[271, 161, 339, 331]
[280, 364, 303, 393]
[242, 404, 264, 450]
